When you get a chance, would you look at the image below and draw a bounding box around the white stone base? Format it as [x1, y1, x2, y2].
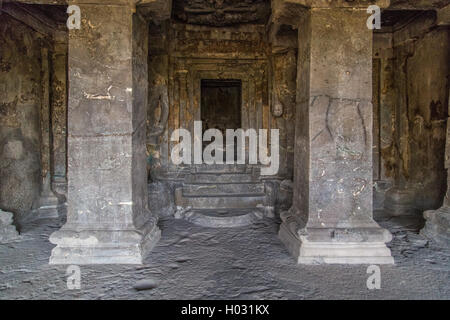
[0, 209, 19, 243]
[421, 207, 450, 246]
[175, 206, 274, 228]
[30, 192, 63, 220]
[49, 223, 161, 265]
[279, 222, 395, 265]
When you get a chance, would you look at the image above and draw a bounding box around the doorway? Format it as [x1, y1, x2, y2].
[201, 79, 242, 161]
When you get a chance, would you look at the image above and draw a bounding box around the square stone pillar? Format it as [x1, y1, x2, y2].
[279, 4, 394, 264]
[49, 3, 160, 264]
[421, 10, 450, 247]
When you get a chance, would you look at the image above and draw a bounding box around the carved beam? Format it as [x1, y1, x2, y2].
[272, 0, 390, 26]
[389, 0, 449, 10]
[1, 2, 66, 41]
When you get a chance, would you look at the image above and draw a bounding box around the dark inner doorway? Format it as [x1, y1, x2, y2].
[201, 79, 242, 161]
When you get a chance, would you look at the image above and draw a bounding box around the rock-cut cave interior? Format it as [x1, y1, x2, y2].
[0, 0, 449, 300]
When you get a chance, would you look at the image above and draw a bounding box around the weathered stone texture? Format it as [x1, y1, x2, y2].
[49, 5, 160, 264]
[50, 42, 68, 195]
[0, 15, 43, 220]
[0, 209, 19, 243]
[383, 13, 450, 215]
[280, 7, 394, 264]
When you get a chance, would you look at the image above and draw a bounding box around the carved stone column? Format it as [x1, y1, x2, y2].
[278, 0, 394, 264]
[49, 3, 160, 264]
[421, 10, 450, 246]
[422, 92, 450, 247]
[32, 47, 61, 219]
[50, 41, 68, 197]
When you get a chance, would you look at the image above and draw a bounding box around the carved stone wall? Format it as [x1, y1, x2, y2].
[378, 12, 450, 215]
[148, 22, 296, 181]
[0, 15, 45, 220]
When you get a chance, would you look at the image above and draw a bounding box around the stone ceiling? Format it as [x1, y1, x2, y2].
[380, 9, 432, 27]
[172, 0, 271, 27]
[389, 0, 449, 9]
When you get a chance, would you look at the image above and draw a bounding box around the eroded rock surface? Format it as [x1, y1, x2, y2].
[0, 209, 19, 243]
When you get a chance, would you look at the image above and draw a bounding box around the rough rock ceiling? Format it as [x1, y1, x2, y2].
[389, 0, 450, 9]
[172, 0, 271, 27]
[381, 10, 431, 27]
[29, 4, 67, 24]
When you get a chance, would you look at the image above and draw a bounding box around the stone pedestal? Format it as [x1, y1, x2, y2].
[279, 4, 394, 264]
[384, 187, 418, 216]
[422, 207, 450, 246]
[49, 4, 160, 264]
[0, 209, 19, 243]
[32, 174, 61, 219]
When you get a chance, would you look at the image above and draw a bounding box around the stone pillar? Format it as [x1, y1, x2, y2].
[279, 2, 394, 264]
[383, 36, 417, 216]
[32, 47, 61, 219]
[49, 3, 160, 264]
[422, 112, 450, 246]
[422, 10, 450, 246]
[51, 41, 68, 197]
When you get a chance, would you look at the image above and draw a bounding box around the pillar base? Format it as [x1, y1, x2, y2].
[421, 207, 450, 246]
[52, 175, 68, 197]
[384, 187, 418, 216]
[0, 209, 19, 243]
[278, 216, 394, 265]
[49, 220, 161, 265]
[31, 174, 63, 220]
[31, 195, 62, 220]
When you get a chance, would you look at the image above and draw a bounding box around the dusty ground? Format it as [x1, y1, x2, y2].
[0, 211, 449, 300]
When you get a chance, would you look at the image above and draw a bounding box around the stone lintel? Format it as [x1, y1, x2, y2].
[283, 0, 390, 9]
[388, 0, 449, 10]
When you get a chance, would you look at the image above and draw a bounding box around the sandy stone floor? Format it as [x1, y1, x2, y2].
[0, 212, 449, 300]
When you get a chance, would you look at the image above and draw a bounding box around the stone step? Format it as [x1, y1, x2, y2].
[192, 164, 249, 174]
[176, 208, 267, 228]
[175, 189, 266, 209]
[185, 173, 260, 184]
[182, 183, 265, 197]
